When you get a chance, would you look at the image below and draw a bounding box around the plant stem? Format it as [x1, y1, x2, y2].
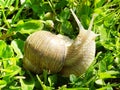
[2, 9, 10, 28]
[47, 0, 56, 15]
[12, 2, 25, 24]
[15, 0, 19, 9]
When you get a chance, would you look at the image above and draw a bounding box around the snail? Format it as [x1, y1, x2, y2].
[23, 9, 98, 77]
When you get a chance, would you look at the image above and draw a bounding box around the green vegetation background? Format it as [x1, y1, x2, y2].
[0, 0, 120, 90]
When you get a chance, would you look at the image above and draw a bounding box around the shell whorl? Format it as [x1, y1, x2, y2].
[23, 31, 66, 74]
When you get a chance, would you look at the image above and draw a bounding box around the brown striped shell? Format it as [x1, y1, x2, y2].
[23, 31, 67, 74]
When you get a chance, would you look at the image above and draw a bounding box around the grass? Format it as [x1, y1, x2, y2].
[0, 0, 120, 90]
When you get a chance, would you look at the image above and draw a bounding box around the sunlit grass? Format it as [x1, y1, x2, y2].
[0, 0, 120, 90]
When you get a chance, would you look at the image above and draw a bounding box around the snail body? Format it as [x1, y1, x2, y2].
[60, 30, 96, 76]
[23, 9, 97, 76]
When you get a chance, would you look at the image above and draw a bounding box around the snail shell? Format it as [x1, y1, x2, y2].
[23, 31, 68, 73]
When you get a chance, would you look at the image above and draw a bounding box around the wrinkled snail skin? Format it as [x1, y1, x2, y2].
[60, 30, 97, 76]
[23, 9, 97, 77]
[59, 9, 97, 77]
[23, 31, 66, 74]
